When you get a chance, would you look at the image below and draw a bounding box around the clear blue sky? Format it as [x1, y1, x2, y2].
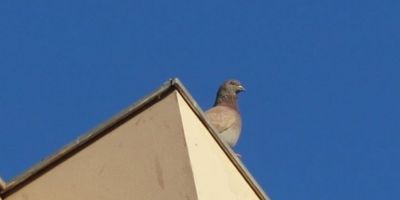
[1, 1, 399, 199]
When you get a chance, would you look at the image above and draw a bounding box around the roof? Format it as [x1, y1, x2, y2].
[0, 78, 270, 200]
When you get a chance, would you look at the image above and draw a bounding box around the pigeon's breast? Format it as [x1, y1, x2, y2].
[205, 106, 242, 147]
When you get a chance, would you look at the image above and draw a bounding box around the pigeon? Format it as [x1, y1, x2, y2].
[205, 80, 245, 148]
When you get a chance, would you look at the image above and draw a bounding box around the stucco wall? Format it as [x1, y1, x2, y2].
[4, 89, 266, 200]
[177, 93, 261, 200]
[5, 91, 197, 200]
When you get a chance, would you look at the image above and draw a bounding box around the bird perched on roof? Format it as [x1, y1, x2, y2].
[205, 80, 245, 148]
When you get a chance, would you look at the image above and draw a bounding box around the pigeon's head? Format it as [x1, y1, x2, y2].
[214, 79, 245, 107]
[218, 80, 245, 95]
[222, 80, 245, 94]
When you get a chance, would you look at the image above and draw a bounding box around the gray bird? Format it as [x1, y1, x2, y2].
[205, 80, 245, 148]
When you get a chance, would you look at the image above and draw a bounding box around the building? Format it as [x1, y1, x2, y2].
[0, 78, 270, 200]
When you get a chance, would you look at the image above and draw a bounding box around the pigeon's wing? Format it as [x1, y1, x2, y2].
[205, 106, 238, 133]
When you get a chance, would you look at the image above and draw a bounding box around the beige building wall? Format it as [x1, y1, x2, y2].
[5, 92, 197, 200]
[177, 94, 261, 200]
[1, 80, 269, 200]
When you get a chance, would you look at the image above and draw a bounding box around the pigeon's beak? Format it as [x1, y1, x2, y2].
[237, 85, 246, 92]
